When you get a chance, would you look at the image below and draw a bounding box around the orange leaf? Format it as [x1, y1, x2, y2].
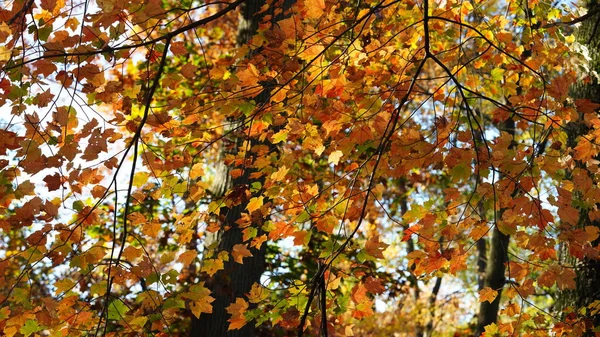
[364, 276, 385, 294]
[479, 287, 498, 303]
[251, 234, 267, 249]
[169, 42, 187, 55]
[351, 283, 368, 304]
[190, 163, 204, 180]
[122, 246, 142, 261]
[232, 244, 253, 264]
[226, 298, 248, 330]
[142, 221, 161, 237]
[178, 250, 198, 265]
[573, 138, 597, 161]
[364, 235, 388, 259]
[91, 185, 107, 198]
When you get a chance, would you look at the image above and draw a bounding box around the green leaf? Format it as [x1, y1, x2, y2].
[163, 297, 186, 310]
[272, 130, 288, 144]
[37, 26, 52, 42]
[295, 210, 310, 223]
[162, 269, 179, 284]
[72, 200, 84, 212]
[108, 299, 129, 320]
[238, 101, 255, 116]
[20, 319, 42, 337]
[491, 68, 504, 82]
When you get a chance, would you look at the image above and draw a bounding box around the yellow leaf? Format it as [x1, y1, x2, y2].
[0, 46, 10, 63]
[232, 244, 253, 264]
[270, 165, 289, 182]
[248, 282, 269, 303]
[246, 196, 263, 213]
[133, 171, 149, 187]
[201, 258, 224, 276]
[54, 279, 75, 295]
[484, 322, 499, 335]
[461, 1, 473, 17]
[190, 163, 204, 180]
[272, 129, 288, 143]
[479, 287, 498, 303]
[186, 283, 215, 319]
[129, 316, 148, 328]
[328, 150, 343, 165]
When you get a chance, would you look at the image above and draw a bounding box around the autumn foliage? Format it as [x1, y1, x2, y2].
[1, 0, 599, 336]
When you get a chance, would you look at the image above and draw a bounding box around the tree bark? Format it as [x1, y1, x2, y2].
[474, 227, 509, 336]
[188, 1, 269, 336]
[189, 0, 298, 335]
[556, 2, 600, 334]
[474, 118, 514, 336]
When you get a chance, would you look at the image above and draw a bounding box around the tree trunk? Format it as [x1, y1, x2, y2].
[189, 0, 299, 334]
[556, 2, 600, 334]
[475, 118, 514, 336]
[189, 0, 269, 336]
[474, 227, 509, 336]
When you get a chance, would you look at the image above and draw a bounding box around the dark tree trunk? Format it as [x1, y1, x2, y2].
[474, 227, 509, 336]
[188, 1, 269, 336]
[475, 118, 514, 336]
[188, 0, 297, 335]
[556, 2, 600, 335]
[476, 231, 487, 291]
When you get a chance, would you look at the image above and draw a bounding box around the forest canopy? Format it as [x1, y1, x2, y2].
[1, 0, 600, 336]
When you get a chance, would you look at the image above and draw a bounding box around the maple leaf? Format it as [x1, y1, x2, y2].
[364, 235, 388, 259]
[351, 282, 369, 304]
[575, 99, 600, 114]
[43, 173, 61, 191]
[251, 234, 267, 249]
[170, 42, 187, 55]
[364, 276, 385, 294]
[177, 250, 198, 265]
[402, 224, 421, 241]
[226, 298, 249, 330]
[479, 287, 498, 303]
[246, 196, 263, 213]
[573, 138, 597, 161]
[142, 221, 161, 237]
[247, 282, 269, 303]
[122, 246, 142, 261]
[270, 165, 289, 182]
[351, 125, 374, 144]
[91, 185, 107, 198]
[232, 244, 253, 264]
[201, 259, 224, 277]
[185, 284, 215, 319]
[328, 150, 343, 165]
